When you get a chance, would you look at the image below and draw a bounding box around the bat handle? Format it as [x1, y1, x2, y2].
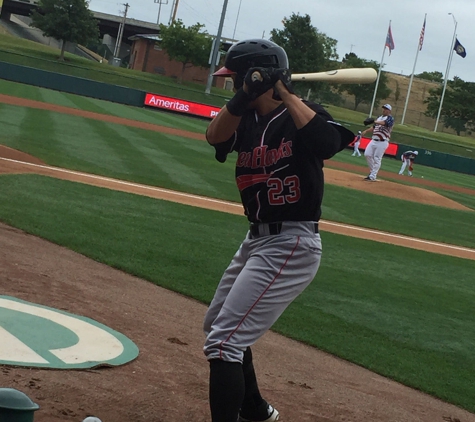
[251, 71, 263, 82]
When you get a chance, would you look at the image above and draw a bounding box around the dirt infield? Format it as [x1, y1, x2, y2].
[1, 96, 475, 422]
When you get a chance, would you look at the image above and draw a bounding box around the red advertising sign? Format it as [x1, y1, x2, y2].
[144, 93, 398, 157]
[351, 136, 398, 157]
[144, 93, 221, 119]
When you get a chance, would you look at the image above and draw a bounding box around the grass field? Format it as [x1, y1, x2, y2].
[0, 65, 475, 413]
[0, 175, 474, 412]
[1, 32, 475, 158]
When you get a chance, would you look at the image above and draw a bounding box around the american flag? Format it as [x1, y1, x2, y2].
[419, 16, 426, 51]
[385, 24, 395, 55]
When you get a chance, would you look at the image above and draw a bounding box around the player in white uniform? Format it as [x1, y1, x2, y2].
[399, 150, 418, 176]
[362, 104, 394, 181]
[352, 131, 362, 156]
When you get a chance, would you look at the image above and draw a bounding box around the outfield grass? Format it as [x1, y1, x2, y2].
[0, 78, 211, 132]
[1, 32, 475, 157]
[0, 175, 474, 413]
[0, 92, 474, 208]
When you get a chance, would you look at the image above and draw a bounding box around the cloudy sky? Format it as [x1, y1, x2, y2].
[89, 0, 474, 82]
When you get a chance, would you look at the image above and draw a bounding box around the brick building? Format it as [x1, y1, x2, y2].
[128, 34, 231, 89]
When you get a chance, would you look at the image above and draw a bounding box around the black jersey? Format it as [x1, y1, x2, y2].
[215, 101, 352, 223]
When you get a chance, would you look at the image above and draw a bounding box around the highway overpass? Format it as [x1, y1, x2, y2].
[0, 0, 161, 42]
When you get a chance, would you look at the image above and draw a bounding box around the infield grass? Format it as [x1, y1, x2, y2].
[1, 98, 474, 248]
[0, 174, 474, 412]
[321, 184, 475, 247]
[1, 98, 474, 242]
[0, 94, 474, 192]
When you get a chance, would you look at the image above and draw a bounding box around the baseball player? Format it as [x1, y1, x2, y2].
[361, 104, 394, 181]
[204, 39, 354, 422]
[399, 150, 418, 176]
[352, 131, 362, 156]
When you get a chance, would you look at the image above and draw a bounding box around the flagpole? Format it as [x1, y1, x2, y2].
[369, 20, 391, 117]
[401, 14, 426, 125]
[434, 13, 457, 132]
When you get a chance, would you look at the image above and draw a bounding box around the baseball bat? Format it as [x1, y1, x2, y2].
[291, 68, 377, 84]
[252, 68, 376, 84]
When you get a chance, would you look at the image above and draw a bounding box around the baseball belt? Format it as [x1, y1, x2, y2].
[249, 222, 319, 239]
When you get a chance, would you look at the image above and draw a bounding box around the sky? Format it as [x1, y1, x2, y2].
[88, 0, 475, 82]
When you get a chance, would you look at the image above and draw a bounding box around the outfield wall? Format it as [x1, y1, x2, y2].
[395, 143, 475, 175]
[0, 61, 146, 106]
[0, 60, 474, 176]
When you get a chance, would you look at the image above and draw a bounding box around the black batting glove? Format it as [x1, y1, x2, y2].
[226, 88, 251, 117]
[244, 67, 274, 100]
[270, 68, 294, 93]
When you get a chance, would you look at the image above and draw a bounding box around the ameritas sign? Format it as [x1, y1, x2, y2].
[144, 93, 221, 119]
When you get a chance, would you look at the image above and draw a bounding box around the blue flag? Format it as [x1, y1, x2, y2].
[454, 38, 467, 58]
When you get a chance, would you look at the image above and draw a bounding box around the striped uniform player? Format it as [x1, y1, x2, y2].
[362, 104, 394, 181]
[204, 39, 354, 422]
[399, 150, 418, 176]
[352, 131, 362, 156]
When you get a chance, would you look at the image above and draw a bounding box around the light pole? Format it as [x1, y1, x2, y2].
[232, 0, 243, 40]
[205, 0, 228, 94]
[113, 3, 130, 60]
[168, 0, 180, 25]
[154, 0, 168, 25]
[434, 13, 457, 132]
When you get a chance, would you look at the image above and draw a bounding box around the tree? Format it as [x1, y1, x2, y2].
[30, 0, 99, 61]
[159, 20, 213, 83]
[416, 71, 443, 83]
[270, 13, 341, 103]
[337, 53, 391, 110]
[425, 76, 475, 135]
[394, 81, 401, 104]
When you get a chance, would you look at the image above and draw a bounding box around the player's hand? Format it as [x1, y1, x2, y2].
[244, 67, 274, 100]
[270, 68, 294, 93]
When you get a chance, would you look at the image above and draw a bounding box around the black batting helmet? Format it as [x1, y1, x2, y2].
[213, 39, 288, 89]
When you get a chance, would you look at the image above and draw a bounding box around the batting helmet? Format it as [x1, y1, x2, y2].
[213, 39, 289, 89]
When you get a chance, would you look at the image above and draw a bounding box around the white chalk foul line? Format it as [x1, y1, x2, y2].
[2, 157, 475, 256]
[1, 157, 238, 208]
[321, 221, 475, 254]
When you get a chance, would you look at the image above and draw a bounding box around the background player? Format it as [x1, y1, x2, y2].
[352, 131, 362, 156]
[361, 104, 394, 181]
[204, 39, 354, 422]
[399, 150, 419, 176]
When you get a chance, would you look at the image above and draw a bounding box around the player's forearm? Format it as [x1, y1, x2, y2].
[206, 106, 242, 145]
[277, 86, 315, 129]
